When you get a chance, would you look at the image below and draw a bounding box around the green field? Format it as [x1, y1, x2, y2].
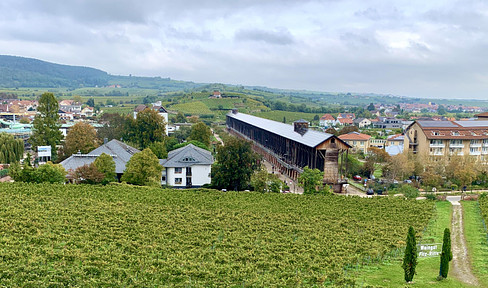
[464, 199, 488, 286]
[357, 201, 474, 287]
[0, 183, 434, 286]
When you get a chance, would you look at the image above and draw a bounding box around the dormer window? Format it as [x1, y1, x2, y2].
[452, 131, 460, 136]
[432, 131, 440, 136]
[181, 157, 196, 162]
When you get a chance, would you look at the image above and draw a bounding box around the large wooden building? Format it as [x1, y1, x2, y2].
[226, 110, 351, 192]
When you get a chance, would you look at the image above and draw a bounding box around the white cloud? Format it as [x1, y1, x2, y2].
[0, 0, 487, 98]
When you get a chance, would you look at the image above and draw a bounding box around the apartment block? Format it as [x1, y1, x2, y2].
[404, 120, 488, 160]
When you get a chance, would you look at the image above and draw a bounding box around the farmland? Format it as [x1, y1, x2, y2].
[0, 183, 434, 286]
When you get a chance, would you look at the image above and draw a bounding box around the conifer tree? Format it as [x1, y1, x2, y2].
[402, 226, 418, 282]
[29, 92, 62, 159]
[439, 228, 452, 278]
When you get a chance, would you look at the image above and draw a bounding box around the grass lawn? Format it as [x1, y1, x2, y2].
[356, 201, 476, 287]
[462, 201, 488, 286]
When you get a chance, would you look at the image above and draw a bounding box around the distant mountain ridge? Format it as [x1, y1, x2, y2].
[0, 55, 109, 88]
[0, 55, 201, 91]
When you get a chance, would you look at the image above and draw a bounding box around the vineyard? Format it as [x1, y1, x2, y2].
[0, 183, 434, 286]
[480, 195, 488, 229]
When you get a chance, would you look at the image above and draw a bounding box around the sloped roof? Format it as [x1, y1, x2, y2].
[320, 114, 335, 121]
[161, 144, 214, 168]
[338, 118, 353, 124]
[227, 112, 341, 148]
[414, 120, 488, 140]
[152, 106, 167, 113]
[134, 104, 146, 112]
[61, 139, 140, 174]
[338, 132, 371, 141]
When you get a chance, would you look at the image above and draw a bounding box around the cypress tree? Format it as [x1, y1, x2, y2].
[439, 228, 453, 278]
[402, 226, 418, 282]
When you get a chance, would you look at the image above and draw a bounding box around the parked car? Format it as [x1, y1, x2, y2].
[366, 188, 374, 195]
[404, 179, 412, 184]
[353, 175, 362, 181]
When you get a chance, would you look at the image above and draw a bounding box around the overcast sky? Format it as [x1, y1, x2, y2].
[1, 0, 488, 99]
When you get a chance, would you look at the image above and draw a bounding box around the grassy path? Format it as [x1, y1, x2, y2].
[448, 198, 479, 286]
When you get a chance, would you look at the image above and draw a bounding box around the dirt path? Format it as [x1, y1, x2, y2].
[447, 196, 479, 286]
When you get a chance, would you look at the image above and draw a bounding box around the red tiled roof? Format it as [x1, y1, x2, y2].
[338, 132, 371, 141]
[320, 114, 335, 121]
[338, 118, 353, 124]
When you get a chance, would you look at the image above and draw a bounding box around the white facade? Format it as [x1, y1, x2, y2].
[162, 165, 211, 187]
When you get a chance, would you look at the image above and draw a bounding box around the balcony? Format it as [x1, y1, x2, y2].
[470, 151, 481, 156]
[470, 143, 482, 148]
[483, 150, 488, 155]
[430, 143, 445, 148]
[483, 142, 488, 147]
[449, 143, 464, 148]
[450, 151, 464, 156]
[430, 151, 444, 156]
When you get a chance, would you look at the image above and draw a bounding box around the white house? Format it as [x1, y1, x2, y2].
[160, 144, 214, 188]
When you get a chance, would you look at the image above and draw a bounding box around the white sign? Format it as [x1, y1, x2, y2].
[37, 146, 52, 157]
[417, 243, 441, 258]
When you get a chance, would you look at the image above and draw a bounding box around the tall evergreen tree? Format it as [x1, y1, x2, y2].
[402, 226, 418, 282]
[29, 92, 62, 159]
[439, 228, 453, 278]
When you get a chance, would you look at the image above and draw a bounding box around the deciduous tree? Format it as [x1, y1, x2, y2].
[129, 108, 166, 149]
[121, 148, 162, 186]
[298, 166, 329, 194]
[211, 137, 259, 191]
[73, 163, 105, 184]
[189, 122, 212, 148]
[64, 122, 99, 156]
[93, 153, 116, 184]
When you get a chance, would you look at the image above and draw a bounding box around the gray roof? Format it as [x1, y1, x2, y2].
[60, 139, 140, 174]
[227, 112, 336, 148]
[417, 121, 458, 128]
[454, 120, 488, 128]
[161, 144, 214, 168]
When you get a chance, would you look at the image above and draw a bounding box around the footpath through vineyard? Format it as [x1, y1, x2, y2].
[447, 196, 479, 286]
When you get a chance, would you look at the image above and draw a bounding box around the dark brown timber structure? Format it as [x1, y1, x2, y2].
[226, 110, 351, 192]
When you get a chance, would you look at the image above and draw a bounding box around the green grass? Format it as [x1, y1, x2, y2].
[356, 201, 475, 287]
[462, 201, 488, 286]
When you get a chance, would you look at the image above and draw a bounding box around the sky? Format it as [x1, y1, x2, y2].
[1, 0, 488, 99]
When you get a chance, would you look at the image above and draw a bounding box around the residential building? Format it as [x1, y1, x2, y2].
[353, 118, 371, 128]
[338, 132, 371, 153]
[404, 120, 488, 161]
[60, 139, 140, 180]
[59, 100, 82, 113]
[337, 113, 355, 120]
[337, 117, 353, 126]
[475, 112, 488, 120]
[319, 114, 336, 127]
[373, 117, 402, 129]
[160, 144, 214, 188]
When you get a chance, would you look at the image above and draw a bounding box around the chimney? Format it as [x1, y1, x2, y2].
[231, 108, 238, 114]
[104, 138, 108, 144]
[293, 119, 309, 135]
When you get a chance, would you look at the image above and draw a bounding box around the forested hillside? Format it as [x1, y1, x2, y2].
[0, 55, 201, 91]
[0, 55, 109, 88]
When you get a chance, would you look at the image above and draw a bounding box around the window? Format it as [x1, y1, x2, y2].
[161, 176, 166, 181]
[182, 157, 196, 162]
[175, 167, 182, 174]
[175, 178, 182, 184]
